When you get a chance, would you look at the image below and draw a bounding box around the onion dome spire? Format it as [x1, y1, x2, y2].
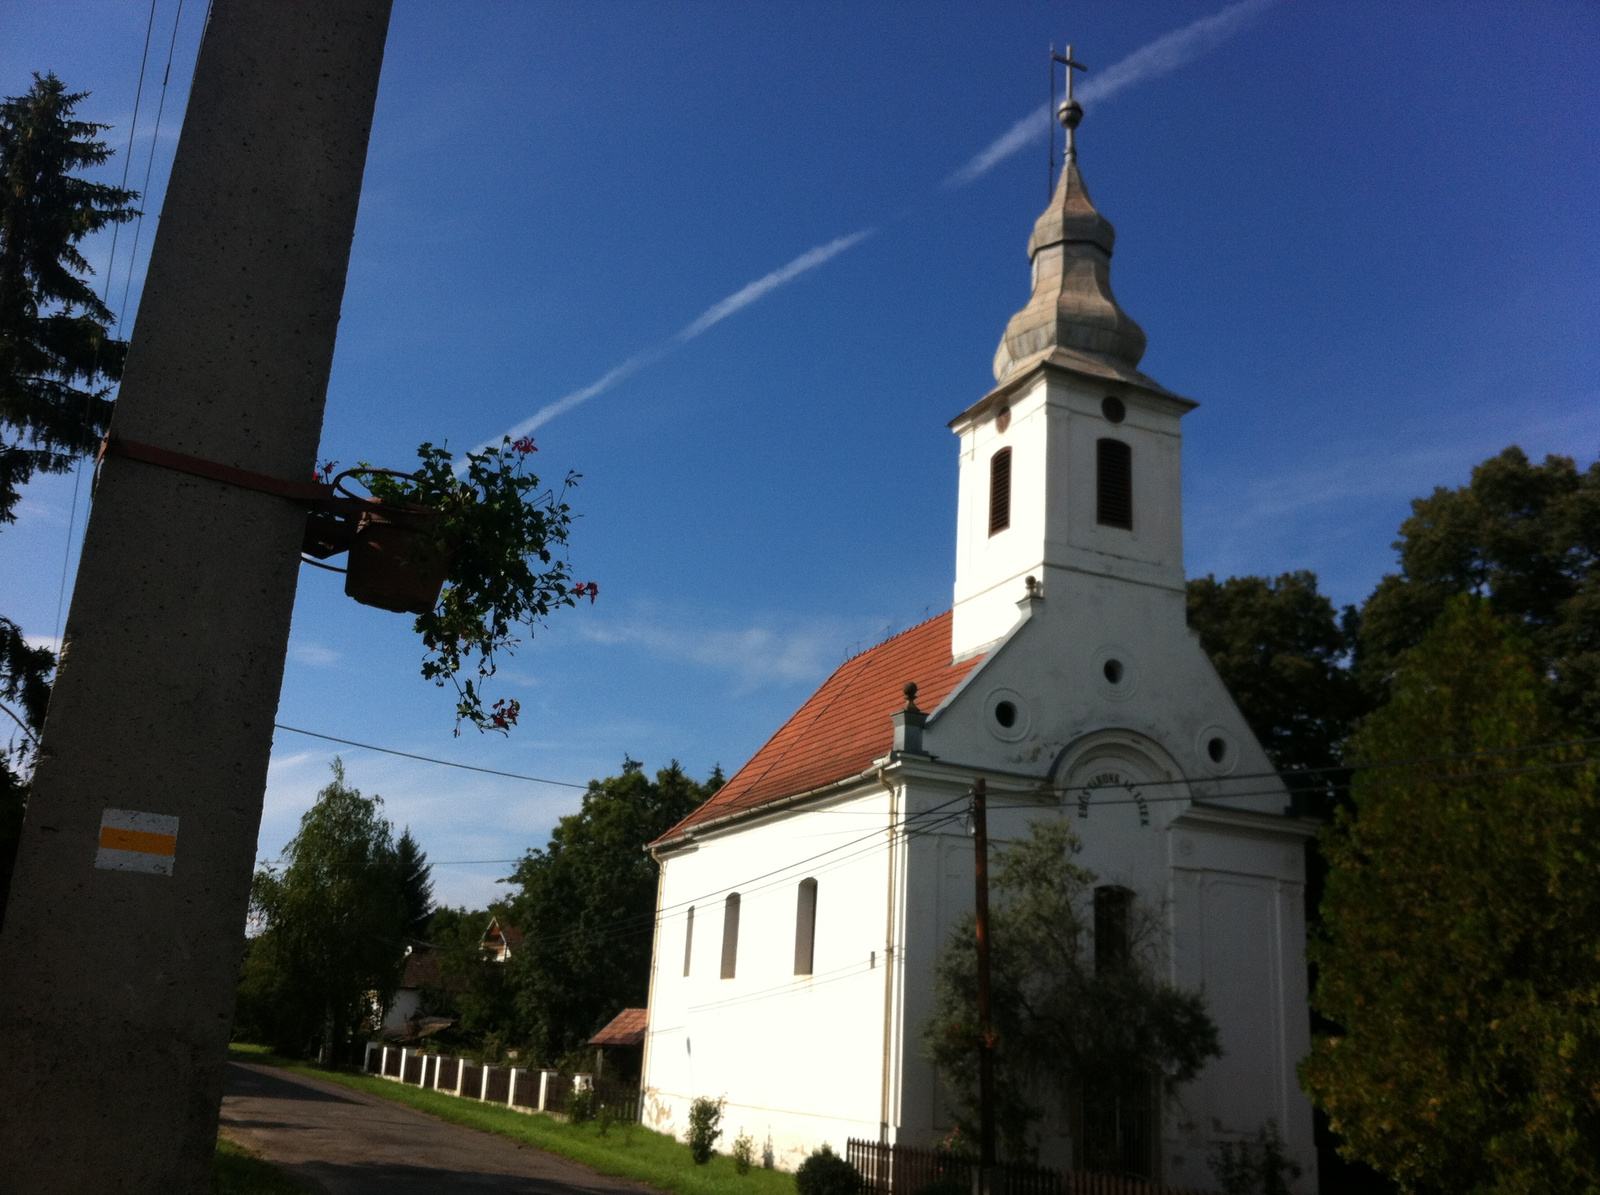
[992, 68, 1147, 384]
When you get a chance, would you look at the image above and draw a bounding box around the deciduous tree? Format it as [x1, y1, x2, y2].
[1303, 598, 1600, 1191]
[235, 761, 409, 1062]
[503, 758, 714, 1063]
[1357, 447, 1600, 730]
[923, 819, 1219, 1169]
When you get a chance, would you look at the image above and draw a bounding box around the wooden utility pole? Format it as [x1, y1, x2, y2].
[0, 2, 391, 1190]
[972, 777, 996, 1178]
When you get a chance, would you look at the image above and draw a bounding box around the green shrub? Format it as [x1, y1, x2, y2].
[687, 1096, 725, 1165]
[597, 1100, 616, 1138]
[1207, 1121, 1302, 1195]
[732, 1133, 756, 1175]
[567, 1087, 594, 1125]
[796, 1144, 861, 1195]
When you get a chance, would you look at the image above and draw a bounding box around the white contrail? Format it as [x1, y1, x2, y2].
[493, 228, 875, 441]
[943, 0, 1278, 188]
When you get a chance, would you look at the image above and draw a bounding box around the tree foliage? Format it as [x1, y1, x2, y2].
[0, 615, 52, 928]
[1358, 447, 1600, 730]
[395, 827, 434, 939]
[235, 761, 414, 1062]
[1302, 599, 1600, 1192]
[923, 819, 1219, 1166]
[0, 73, 137, 928]
[0, 72, 137, 520]
[1187, 570, 1367, 773]
[503, 758, 713, 1063]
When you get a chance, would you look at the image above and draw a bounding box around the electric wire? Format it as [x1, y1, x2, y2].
[53, 0, 160, 648]
[115, 0, 186, 337]
[272, 723, 589, 790]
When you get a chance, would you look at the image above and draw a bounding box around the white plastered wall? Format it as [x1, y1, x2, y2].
[642, 784, 905, 1172]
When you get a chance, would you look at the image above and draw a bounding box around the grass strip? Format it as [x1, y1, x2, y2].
[228, 1044, 795, 1195]
[214, 1134, 316, 1194]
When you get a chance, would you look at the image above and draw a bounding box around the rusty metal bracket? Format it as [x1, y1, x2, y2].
[99, 436, 410, 563]
[102, 436, 336, 503]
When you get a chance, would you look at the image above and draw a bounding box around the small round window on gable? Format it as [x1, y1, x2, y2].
[1197, 725, 1238, 774]
[1103, 659, 1124, 684]
[1101, 396, 1126, 424]
[984, 688, 1029, 741]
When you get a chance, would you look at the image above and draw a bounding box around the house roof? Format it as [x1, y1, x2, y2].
[653, 612, 980, 846]
[400, 948, 444, 990]
[589, 1008, 648, 1048]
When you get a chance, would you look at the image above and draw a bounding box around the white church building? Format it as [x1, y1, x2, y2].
[638, 108, 1316, 1190]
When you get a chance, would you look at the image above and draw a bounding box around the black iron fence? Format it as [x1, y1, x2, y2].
[845, 1140, 1214, 1195]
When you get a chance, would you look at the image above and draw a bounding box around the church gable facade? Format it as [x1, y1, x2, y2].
[639, 117, 1316, 1192]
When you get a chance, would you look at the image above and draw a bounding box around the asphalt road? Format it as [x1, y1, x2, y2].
[221, 1061, 662, 1195]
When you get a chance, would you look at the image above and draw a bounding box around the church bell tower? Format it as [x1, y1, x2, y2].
[950, 64, 1197, 660]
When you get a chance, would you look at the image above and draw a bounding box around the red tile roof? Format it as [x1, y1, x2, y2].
[589, 1007, 648, 1048]
[654, 612, 979, 845]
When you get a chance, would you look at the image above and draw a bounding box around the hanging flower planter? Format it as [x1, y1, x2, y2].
[344, 505, 455, 615]
[299, 439, 595, 733]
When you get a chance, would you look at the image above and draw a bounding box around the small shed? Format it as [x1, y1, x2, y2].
[589, 1007, 648, 1080]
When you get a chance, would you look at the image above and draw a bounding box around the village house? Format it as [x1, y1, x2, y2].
[637, 111, 1316, 1191]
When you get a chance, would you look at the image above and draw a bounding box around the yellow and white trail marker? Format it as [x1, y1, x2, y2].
[95, 808, 179, 876]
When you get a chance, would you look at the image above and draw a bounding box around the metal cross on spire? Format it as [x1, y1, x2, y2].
[1054, 44, 1087, 161]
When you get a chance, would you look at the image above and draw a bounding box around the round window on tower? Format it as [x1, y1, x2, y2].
[1101, 396, 1126, 424]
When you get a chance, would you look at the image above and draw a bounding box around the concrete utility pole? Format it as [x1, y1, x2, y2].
[0, 2, 392, 1190]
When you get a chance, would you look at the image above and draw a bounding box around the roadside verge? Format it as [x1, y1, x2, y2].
[227, 1044, 794, 1195]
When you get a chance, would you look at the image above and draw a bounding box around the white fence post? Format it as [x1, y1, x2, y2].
[507, 1067, 520, 1108]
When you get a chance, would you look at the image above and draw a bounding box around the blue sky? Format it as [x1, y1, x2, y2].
[3, 1, 1596, 908]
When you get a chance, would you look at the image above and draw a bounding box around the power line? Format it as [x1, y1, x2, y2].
[54, 0, 161, 649]
[116, 0, 187, 337]
[272, 723, 589, 790]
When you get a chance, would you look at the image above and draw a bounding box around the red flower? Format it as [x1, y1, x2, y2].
[511, 436, 538, 456]
[573, 581, 599, 604]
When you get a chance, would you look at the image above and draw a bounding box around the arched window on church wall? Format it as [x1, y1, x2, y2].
[1094, 885, 1133, 974]
[720, 893, 741, 979]
[794, 878, 818, 975]
[1096, 439, 1132, 529]
[989, 447, 1012, 535]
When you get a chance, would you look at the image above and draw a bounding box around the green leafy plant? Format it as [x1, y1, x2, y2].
[361, 436, 590, 732]
[686, 1095, 724, 1165]
[596, 1100, 615, 1138]
[731, 1132, 755, 1175]
[795, 1144, 861, 1195]
[1207, 1121, 1301, 1195]
[567, 1086, 594, 1125]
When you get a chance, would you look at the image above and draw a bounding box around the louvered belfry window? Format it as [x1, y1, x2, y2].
[720, 892, 741, 979]
[989, 447, 1013, 535]
[794, 878, 818, 976]
[1096, 439, 1132, 529]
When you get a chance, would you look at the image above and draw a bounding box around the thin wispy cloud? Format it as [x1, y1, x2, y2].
[580, 612, 860, 692]
[494, 229, 874, 442]
[943, 0, 1279, 188]
[490, 0, 1272, 439]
